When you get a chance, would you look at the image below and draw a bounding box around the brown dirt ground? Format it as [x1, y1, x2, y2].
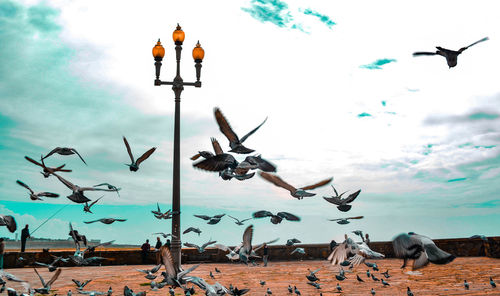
[3, 257, 500, 296]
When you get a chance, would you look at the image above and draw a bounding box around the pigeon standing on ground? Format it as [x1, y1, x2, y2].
[412, 37, 489, 68]
[123, 136, 156, 172]
[407, 287, 414, 296]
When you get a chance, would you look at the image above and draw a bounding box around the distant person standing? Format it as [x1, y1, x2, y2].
[262, 243, 269, 267]
[0, 238, 5, 270]
[155, 237, 162, 264]
[21, 224, 30, 252]
[141, 239, 150, 264]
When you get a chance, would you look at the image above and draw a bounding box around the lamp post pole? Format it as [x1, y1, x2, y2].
[152, 24, 204, 269]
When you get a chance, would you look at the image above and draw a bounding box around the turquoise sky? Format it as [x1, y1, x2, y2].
[1, 0, 499, 246]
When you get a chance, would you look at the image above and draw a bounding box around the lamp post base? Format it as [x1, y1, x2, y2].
[170, 238, 182, 268]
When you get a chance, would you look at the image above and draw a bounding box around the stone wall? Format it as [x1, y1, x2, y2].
[2, 236, 499, 268]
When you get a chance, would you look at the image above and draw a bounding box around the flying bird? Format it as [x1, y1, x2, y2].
[33, 268, 62, 294]
[413, 37, 489, 68]
[238, 225, 254, 264]
[0, 215, 16, 233]
[192, 138, 238, 173]
[25, 156, 72, 178]
[392, 232, 456, 270]
[152, 232, 176, 239]
[323, 186, 361, 212]
[328, 216, 364, 225]
[160, 246, 199, 287]
[84, 218, 126, 224]
[290, 247, 305, 255]
[259, 172, 332, 199]
[51, 172, 116, 203]
[184, 239, 217, 253]
[136, 264, 162, 280]
[43, 147, 87, 165]
[72, 279, 92, 290]
[214, 107, 267, 154]
[252, 210, 300, 224]
[83, 196, 104, 213]
[93, 183, 121, 197]
[183, 227, 202, 236]
[16, 180, 60, 201]
[194, 214, 225, 224]
[328, 236, 384, 267]
[228, 215, 252, 226]
[286, 238, 301, 246]
[123, 136, 156, 172]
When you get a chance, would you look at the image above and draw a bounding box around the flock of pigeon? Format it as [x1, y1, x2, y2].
[0, 36, 495, 295]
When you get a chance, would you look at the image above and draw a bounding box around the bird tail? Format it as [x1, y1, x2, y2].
[424, 244, 456, 265]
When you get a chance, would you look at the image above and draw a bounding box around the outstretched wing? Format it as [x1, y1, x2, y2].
[413, 51, 438, 56]
[201, 240, 217, 249]
[240, 117, 267, 144]
[150, 263, 163, 273]
[84, 220, 99, 224]
[242, 225, 253, 253]
[300, 177, 333, 190]
[193, 154, 236, 172]
[343, 190, 361, 204]
[52, 172, 75, 191]
[259, 172, 296, 193]
[161, 246, 176, 278]
[193, 215, 211, 220]
[38, 192, 60, 198]
[459, 37, 489, 52]
[211, 137, 224, 155]
[213, 244, 231, 252]
[33, 268, 46, 287]
[123, 137, 135, 163]
[25, 156, 43, 167]
[327, 241, 350, 265]
[252, 210, 274, 218]
[323, 196, 342, 205]
[346, 216, 364, 220]
[88, 196, 104, 207]
[16, 180, 34, 194]
[0, 215, 17, 233]
[277, 212, 301, 221]
[184, 242, 200, 249]
[136, 147, 156, 165]
[43, 147, 61, 159]
[214, 107, 240, 144]
[70, 148, 87, 165]
[47, 268, 62, 286]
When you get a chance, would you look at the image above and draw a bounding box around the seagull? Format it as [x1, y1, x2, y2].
[0, 215, 17, 233]
[16, 180, 59, 201]
[392, 232, 456, 269]
[290, 247, 305, 255]
[252, 210, 300, 224]
[286, 238, 301, 246]
[93, 183, 121, 197]
[72, 279, 92, 290]
[33, 268, 62, 294]
[136, 264, 162, 280]
[25, 155, 72, 178]
[328, 236, 384, 267]
[83, 196, 104, 214]
[323, 186, 361, 212]
[123, 136, 156, 172]
[259, 172, 332, 199]
[183, 227, 202, 236]
[214, 107, 267, 154]
[43, 147, 87, 165]
[228, 215, 252, 226]
[328, 216, 364, 225]
[192, 138, 238, 173]
[193, 214, 225, 224]
[413, 37, 489, 68]
[51, 172, 116, 203]
[84, 218, 126, 224]
[184, 239, 217, 253]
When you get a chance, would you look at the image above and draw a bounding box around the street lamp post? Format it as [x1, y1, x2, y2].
[152, 24, 204, 269]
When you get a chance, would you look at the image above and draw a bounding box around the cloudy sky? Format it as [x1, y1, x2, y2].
[1, 0, 499, 247]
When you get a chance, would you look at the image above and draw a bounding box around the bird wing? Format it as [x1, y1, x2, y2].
[70, 148, 87, 165]
[213, 244, 230, 252]
[300, 177, 333, 190]
[343, 190, 361, 204]
[46, 268, 61, 287]
[54, 164, 72, 172]
[413, 51, 438, 56]
[115, 219, 127, 222]
[254, 237, 279, 251]
[72, 279, 82, 287]
[16, 180, 34, 194]
[88, 196, 104, 208]
[161, 246, 177, 277]
[33, 268, 46, 287]
[252, 210, 274, 218]
[38, 192, 60, 198]
[460, 37, 489, 52]
[202, 240, 217, 249]
[84, 220, 99, 224]
[227, 215, 240, 222]
[259, 172, 296, 193]
[34, 262, 50, 267]
[193, 154, 236, 172]
[178, 263, 200, 279]
[348, 254, 366, 267]
[250, 155, 276, 172]
[323, 196, 342, 205]
[242, 225, 253, 253]
[123, 136, 135, 163]
[240, 218, 252, 222]
[136, 147, 156, 165]
[0, 215, 17, 233]
[150, 263, 163, 273]
[184, 242, 200, 249]
[392, 233, 423, 258]
[43, 147, 61, 159]
[85, 240, 115, 253]
[239, 117, 267, 144]
[211, 137, 224, 155]
[25, 156, 44, 168]
[347, 216, 364, 220]
[277, 212, 301, 221]
[327, 241, 349, 265]
[213, 214, 225, 219]
[194, 215, 211, 220]
[214, 107, 240, 144]
[52, 172, 75, 190]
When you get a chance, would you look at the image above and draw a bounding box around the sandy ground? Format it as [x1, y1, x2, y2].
[2, 257, 500, 295]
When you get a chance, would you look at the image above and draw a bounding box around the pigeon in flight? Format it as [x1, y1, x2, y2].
[259, 172, 332, 199]
[51, 172, 116, 203]
[43, 147, 87, 165]
[152, 232, 176, 239]
[183, 227, 202, 236]
[192, 137, 238, 173]
[252, 210, 300, 224]
[290, 247, 305, 255]
[33, 267, 62, 294]
[328, 236, 384, 267]
[413, 37, 489, 68]
[228, 215, 252, 226]
[0, 215, 16, 233]
[392, 232, 456, 269]
[323, 186, 361, 212]
[136, 264, 162, 280]
[84, 218, 126, 225]
[123, 136, 156, 172]
[214, 107, 267, 154]
[160, 246, 199, 287]
[16, 180, 59, 201]
[238, 225, 254, 264]
[184, 239, 217, 253]
[328, 216, 364, 225]
[83, 196, 104, 213]
[194, 214, 225, 224]
[93, 183, 121, 197]
[286, 238, 301, 246]
[72, 279, 92, 290]
[25, 156, 72, 178]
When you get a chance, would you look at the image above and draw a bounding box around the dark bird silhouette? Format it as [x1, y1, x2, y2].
[323, 186, 361, 212]
[252, 210, 300, 224]
[72, 279, 92, 290]
[259, 172, 332, 200]
[16, 180, 59, 201]
[192, 138, 238, 172]
[413, 37, 489, 68]
[381, 270, 390, 278]
[286, 238, 301, 246]
[214, 107, 267, 154]
[194, 214, 225, 224]
[33, 268, 62, 294]
[407, 287, 414, 296]
[123, 136, 156, 171]
[328, 216, 364, 225]
[93, 183, 121, 197]
[83, 196, 104, 213]
[84, 218, 126, 224]
[392, 232, 456, 269]
[357, 274, 364, 282]
[371, 274, 380, 281]
[136, 264, 162, 280]
[43, 147, 87, 165]
[25, 155, 72, 178]
[183, 227, 202, 236]
[371, 288, 376, 295]
[381, 279, 390, 286]
[336, 283, 342, 292]
[0, 215, 17, 233]
[228, 215, 252, 226]
[184, 239, 217, 253]
[51, 172, 116, 203]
